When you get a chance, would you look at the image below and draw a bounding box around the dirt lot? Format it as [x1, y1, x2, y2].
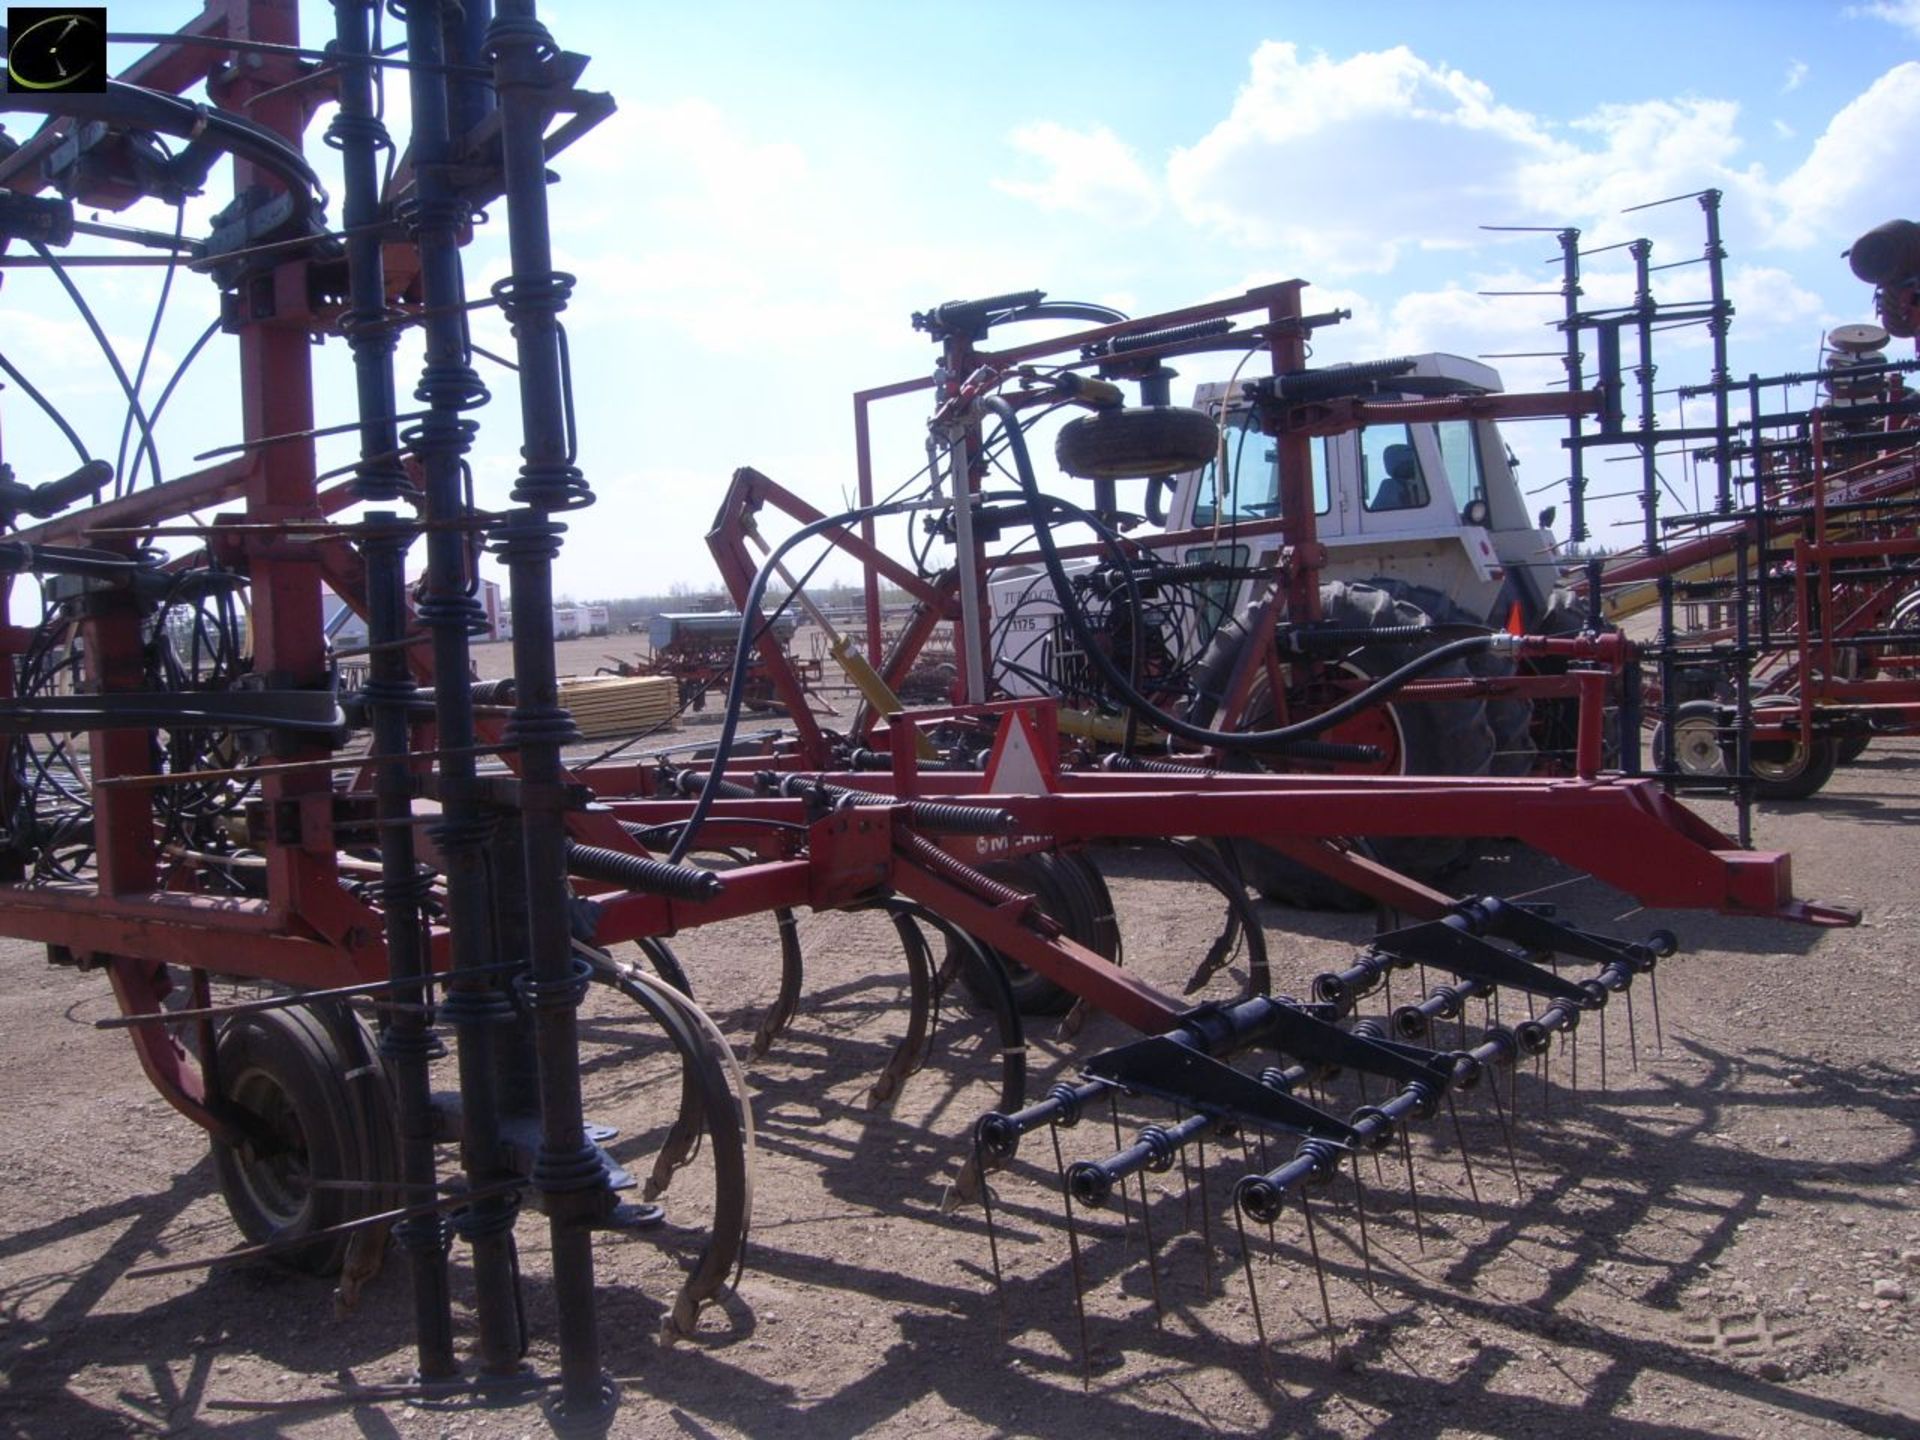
[2, 740, 1917, 1439]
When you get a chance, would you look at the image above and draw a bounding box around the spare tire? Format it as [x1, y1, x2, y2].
[1192, 580, 1495, 909]
[1055, 406, 1220, 482]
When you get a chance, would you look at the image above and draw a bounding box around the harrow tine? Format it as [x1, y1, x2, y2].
[1446, 1093, 1485, 1222]
[1350, 1153, 1376, 1297]
[1232, 1202, 1274, 1389]
[1299, 1187, 1337, 1362]
[1488, 1063, 1525, 1195]
[1107, 1093, 1132, 1245]
[1651, 967, 1666, 1053]
[1050, 1124, 1093, 1390]
[974, 1128, 1007, 1340]
[1196, 1133, 1216, 1296]
[1625, 987, 1640, 1069]
[1598, 1005, 1609, 1093]
[1400, 1128, 1427, 1252]
[1176, 1106, 1196, 1225]
[1137, 1164, 1165, 1327]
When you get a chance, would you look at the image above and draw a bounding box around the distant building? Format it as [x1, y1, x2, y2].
[322, 577, 508, 652]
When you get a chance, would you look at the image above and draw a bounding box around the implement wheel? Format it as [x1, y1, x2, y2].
[1054, 406, 1219, 482]
[210, 1003, 393, 1275]
[1750, 708, 1840, 801]
[955, 851, 1118, 1016]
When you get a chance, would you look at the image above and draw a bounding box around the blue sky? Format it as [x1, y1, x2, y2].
[3, 0, 1917, 598]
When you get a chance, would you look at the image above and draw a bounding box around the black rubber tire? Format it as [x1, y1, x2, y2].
[1654, 699, 1730, 779]
[1054, 406, 1219, 482]
[210, 1003, 382, 1275]
[1838, 732, 1872, 765]
[954, 851, 1119, 1015]
[1195, 580, 1494, 910]
[1750, 707, 1841, 800]
[1370, 578, 1535, 776]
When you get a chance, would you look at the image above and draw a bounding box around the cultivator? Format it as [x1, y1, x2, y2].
[1489, 193, 1920, 825]
[0, 5, 1861, 1435]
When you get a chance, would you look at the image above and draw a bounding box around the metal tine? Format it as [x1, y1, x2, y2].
[1350, 1153, 1376, 1297]
[1195, 1134, 1216, 1296]
[1049, 1124, 1093, 1390]
[1571, 1020, 1581, 1103]
[1446, 1093, 1486, 1224]
[1625, 985, 1641, 1069]
[1256, 1130, 1277, 1250]
[1355, 1070, 1387, 1186]
[1175, 1105, 1196, 1226]
[974, 1129, 1008, 1341]
[1232, 1202, 1274, 1389]
[1650, 968, 1666, 1053]
[1136, 1163, 1165, 1327]
[1400, 1127, 1427, 1252]
[1107, 1093, 1132, 1245]
[1488, 1059, 1526, 1196]
[1599, 1004, 1610, 1092]
[1300, 1188, 1338, 1362]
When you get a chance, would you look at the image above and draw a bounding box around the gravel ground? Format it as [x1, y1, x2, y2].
[1, 740, 1916, 1439]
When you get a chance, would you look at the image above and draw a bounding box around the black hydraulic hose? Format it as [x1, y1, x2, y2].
[985, 395, 1506, 752]
[2, 82, 328, 226]
[663, 495, 927, 866]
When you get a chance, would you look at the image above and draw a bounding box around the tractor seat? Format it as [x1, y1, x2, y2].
[1371, 442, 1429, 511]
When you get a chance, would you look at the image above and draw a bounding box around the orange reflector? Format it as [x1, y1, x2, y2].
[1506, 600, 1526, 636]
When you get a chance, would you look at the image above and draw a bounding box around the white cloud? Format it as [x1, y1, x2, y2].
[994, 122, 1160, 226]
[1774, 63, 1920, 249]
[1724, 264, 1827, 334]
[1848, 0, 1920, 38]
[1781, 60, 1809, 93]
[1167, 43, 1554, 275]
[1164, 43, 1785, 278]
[1773, 118, 1797, 139]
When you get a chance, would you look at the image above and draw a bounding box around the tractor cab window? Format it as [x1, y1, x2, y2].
[1191, 414, 1329, 525]
[1434, 419, 1488, 523]
[1360, 424, 1429, 513]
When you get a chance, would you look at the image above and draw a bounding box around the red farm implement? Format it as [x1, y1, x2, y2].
[0, 7, 1863, 1433]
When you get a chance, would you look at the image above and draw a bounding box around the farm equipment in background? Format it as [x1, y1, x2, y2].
[1513, 200, 1920, 820]
[0, 6, 1867, 1435]
[598, 608, 825, 714]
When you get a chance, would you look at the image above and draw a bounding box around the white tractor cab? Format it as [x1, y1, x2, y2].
[986, 353, 1577, 711]
[1167, 354, 1564, 632]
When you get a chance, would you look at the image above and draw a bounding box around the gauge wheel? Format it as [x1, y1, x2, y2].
[210, 1004, 390, 1275]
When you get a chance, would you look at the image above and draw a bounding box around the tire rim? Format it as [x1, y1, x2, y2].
[1269, 662, 1407, 775]
[228, 1065, 315, 1230]
[1670, 713, 1728, 778]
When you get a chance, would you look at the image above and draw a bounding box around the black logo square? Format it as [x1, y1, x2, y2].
[7, 8, 108, 94]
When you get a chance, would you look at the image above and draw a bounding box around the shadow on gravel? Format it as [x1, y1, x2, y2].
[605, 1018, 1919, 1440]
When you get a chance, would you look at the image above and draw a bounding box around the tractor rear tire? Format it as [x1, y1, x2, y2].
[1370, 578, 1535, 776]
[1196, 580, 1495, 910]
[1054, 406, 1219, 482]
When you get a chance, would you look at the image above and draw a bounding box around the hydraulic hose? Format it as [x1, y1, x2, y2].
[664, 494, 933, 865]
[984, 395, 1510, 753]
[4, 81, 328, 227]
